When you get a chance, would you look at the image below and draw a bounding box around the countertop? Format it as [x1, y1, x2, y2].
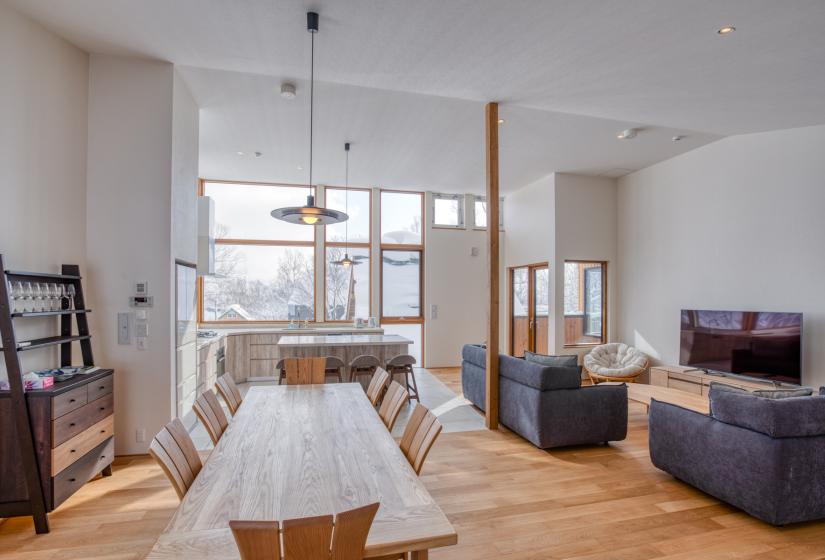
[196, 326, 384, 349]
[276, 334, 412, 347]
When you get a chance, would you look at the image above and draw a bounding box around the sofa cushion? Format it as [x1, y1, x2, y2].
[753, 387, 813, 399]
[710, 389, 825, 438]
[499, 354, 581, 391]
[524, 351, 578, 368]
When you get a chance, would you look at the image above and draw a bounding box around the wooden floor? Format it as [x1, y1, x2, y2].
[3, 368, 825, 559]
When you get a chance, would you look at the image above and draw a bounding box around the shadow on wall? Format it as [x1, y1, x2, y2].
[632, 329, 661, 363]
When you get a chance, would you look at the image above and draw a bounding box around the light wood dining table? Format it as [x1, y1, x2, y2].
[146, 384, 456, 559]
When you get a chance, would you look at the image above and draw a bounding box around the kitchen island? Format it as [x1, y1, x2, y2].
[277, 334, 412, 370]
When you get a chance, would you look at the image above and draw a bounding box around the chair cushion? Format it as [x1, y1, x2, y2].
[524, 351, 578, 368]
[583, 343, 647, 378]
[710, 388, 825, 438]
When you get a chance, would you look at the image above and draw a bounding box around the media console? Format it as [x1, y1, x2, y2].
[649, 365, 786, 395]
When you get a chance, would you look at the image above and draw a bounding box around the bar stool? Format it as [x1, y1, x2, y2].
[275, 358, 286, 385]
[349, 354, 381, 386]
[385, 354, 420, 403]
[324, 356, 345, 383]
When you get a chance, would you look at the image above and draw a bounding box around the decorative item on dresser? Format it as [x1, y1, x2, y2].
[0, 257, 114, 534]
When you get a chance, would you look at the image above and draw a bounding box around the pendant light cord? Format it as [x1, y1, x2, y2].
[308, 29, 315, 198]
[345, 146, 349, 255]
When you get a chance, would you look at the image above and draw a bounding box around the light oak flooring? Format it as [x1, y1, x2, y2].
[3, 368, 825, 559]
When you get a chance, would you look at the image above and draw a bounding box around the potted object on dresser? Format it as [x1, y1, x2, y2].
[461, 344, 628, 448]
[649, 383, 825, 525]
[0, 256, 114, 534]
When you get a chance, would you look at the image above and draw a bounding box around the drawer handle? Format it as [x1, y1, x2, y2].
[98, 386, 105, 390]
[70, 449, 76, 453]
[100, 455, 106, 460]
[69, 422, 76, 427]
[68, 478, 77, 482]
[69, 399, 76, 403]
[99, 407, 105, 411]
[100, 430, 106, 434]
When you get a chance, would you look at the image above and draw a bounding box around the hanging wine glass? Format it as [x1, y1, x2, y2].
[22, 282, 34, 312]
[67, 284, 76, 310]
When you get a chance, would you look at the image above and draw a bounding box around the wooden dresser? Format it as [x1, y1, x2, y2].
[0, 369, 115, 513]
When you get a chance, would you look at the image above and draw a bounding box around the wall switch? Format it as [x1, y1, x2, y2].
[430, 304, 438, 320]
[135, 321, 149, 338]
[136, 337, 147, 351]
[471, 246, 479, 257]
[117, 312, 131, 344]
[135, 428, 146, 443]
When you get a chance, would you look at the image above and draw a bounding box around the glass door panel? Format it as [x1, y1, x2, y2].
[532, 267, 549, 355]
[510, 267, 529, 357]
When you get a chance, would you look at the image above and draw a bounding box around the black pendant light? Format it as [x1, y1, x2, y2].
[271, 11, 348, 226]
[334, 142, 355, 267]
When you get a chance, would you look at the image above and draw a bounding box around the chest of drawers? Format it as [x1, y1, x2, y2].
[0, 369, 115, 512]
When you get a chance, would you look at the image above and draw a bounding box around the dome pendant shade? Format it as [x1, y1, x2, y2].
[270, 194, 348, 226]
[340, 254, 353, 267]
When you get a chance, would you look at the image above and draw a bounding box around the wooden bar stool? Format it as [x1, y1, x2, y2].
[324, 356, 345, 383]
[385, 354, 420, 403]
[349, 354, 380, 385]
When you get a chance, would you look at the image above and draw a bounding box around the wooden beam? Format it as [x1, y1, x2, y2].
[484, 102, 500, 430]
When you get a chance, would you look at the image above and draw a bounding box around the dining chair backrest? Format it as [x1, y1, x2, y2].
[285, 357, 327, 385]
[399, 404, 443, 475]
[366, 368, 390, 407]
[378, 381, 407, 432]
[216, 374, 243, 415]
[148, 418, 202, 500]
[193, 390, 229, 445]
[230, 502, 380, 560]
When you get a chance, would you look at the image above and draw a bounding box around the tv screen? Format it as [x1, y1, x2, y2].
[680, 310, 802, 385]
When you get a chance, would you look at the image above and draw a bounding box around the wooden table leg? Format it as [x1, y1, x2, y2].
[410, 551, 428, 559]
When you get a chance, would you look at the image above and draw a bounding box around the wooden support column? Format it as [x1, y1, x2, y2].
[484, 102, 500, 430]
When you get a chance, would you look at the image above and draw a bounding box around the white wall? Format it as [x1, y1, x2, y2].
[0, 4, 88, 379]
[617, 124, 825, 387]
[424, 193, 489, 367]
[553, 173, 617, 359]
[86, 55, 176, 454]
[171, 72, 199, 265]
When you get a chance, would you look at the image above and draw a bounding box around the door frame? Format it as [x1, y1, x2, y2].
[507, 261, 549, 356]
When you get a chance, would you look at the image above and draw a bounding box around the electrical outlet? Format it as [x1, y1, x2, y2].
[136, 337, 147, 351]
[136, 428, 146, 443]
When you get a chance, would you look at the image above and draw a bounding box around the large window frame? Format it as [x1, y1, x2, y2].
[379, 189, 425, 325]
[323, 186, 373, 322]
[197, 179, 318, 324]
[563, 260, 608, 347]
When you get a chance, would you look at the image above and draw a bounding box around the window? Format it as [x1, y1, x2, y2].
[200, 181, 315, 322]
[324, 187, 371, 321]
[380, 191, 423, 328]
[472, 195, 504, 229]
[563, 261, 606, 345]
[381, 191, 422, 245]
[431, 193, 464, 228]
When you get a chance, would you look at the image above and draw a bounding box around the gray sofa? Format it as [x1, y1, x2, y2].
[649, 386, 825, 525]
[461, 344, 628, 448]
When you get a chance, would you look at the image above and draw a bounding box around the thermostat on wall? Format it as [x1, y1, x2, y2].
[130, 295, 154, 308]
[135, 281, 149, 296]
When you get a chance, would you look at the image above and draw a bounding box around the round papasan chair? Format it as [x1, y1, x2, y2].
[583, 343, 649, 384]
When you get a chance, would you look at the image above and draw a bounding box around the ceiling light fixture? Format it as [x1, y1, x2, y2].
[333, 143, 355, 267]
[617, 128, 638, 140]
[236, 151, 245, 156]
[717, 25, 736, 35]
[672, 135, 685, 142]
[271, 12, 348, 227]
[280, 82, 297, 99]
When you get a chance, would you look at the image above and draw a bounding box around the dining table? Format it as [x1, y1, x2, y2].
[146, 383, 456, 559]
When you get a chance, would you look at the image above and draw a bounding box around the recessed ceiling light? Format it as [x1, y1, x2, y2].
[672, 135, 685, 142]
[254, 151, 263, 158]
[616, 128, 638, 140]
[717, 25, 736, 35]
[498, 118, 505, 124]
[236, 151, 245, 156]
[297, 165, 303, 170]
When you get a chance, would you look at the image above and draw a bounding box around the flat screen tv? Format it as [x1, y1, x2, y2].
[680, 310, 802, 385]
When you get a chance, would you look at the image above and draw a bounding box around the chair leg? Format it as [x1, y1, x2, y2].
[407, 366, 420, 402]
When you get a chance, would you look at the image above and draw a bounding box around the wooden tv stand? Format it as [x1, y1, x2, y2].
[649, 365, 782, 395]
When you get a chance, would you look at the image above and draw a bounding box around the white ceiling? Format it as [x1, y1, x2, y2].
[8, 0, 825, 192]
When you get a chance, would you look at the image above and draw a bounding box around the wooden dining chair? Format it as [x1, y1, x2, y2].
[192, 390, 229, 445]
[216, 374, 243, 416]
[284, 357, 327, 385]
[230, 502, 380, 560]
[366, 367, 390, 407]
[148, 418, 202, 500]
[378, 381, 407, 432]
[399, 404, 443, 475]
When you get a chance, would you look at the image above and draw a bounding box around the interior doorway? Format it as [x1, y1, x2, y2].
[509, 263, 549, 357]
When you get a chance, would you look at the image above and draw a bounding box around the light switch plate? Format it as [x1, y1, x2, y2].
[117, 312, 131, 345]
[430, 304, 438, 320]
